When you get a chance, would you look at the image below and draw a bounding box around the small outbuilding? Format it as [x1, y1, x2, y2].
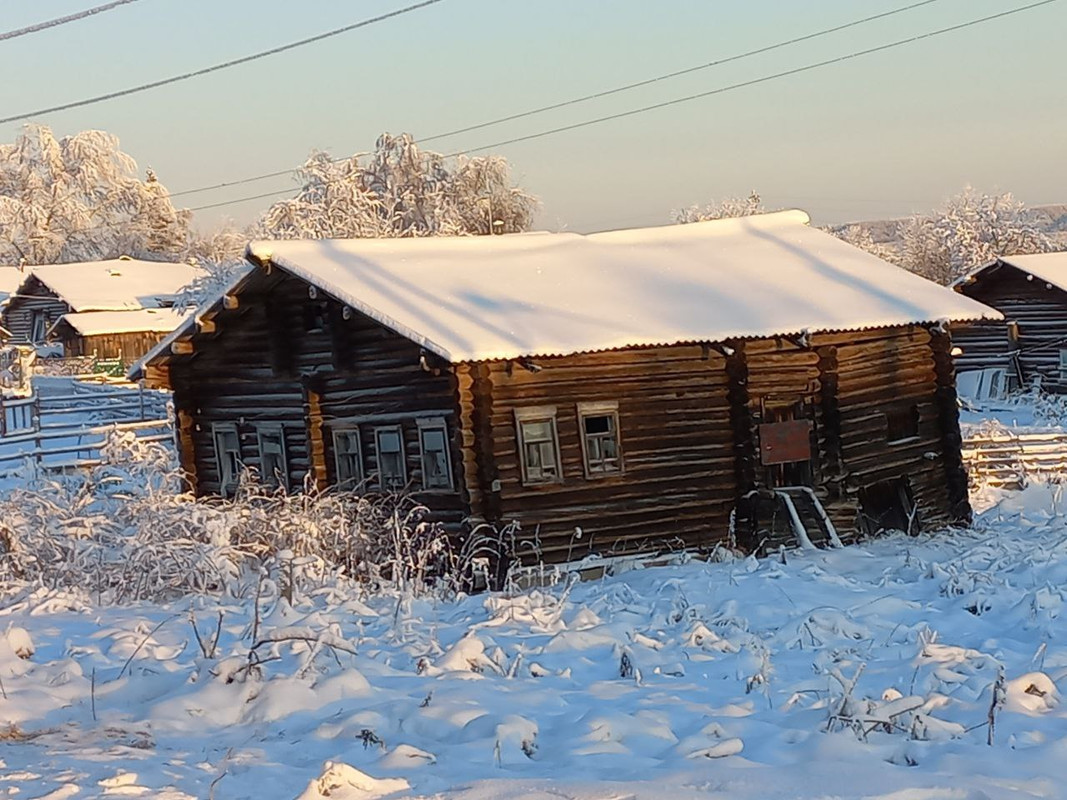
[1, 258, 202, 363]
[132, 211, 999, 564]
[952, 253, 1067, 396]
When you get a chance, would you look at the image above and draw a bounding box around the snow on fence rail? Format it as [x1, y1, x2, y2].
[961, 428, 1067, 489]
[0, 378, 173, 476]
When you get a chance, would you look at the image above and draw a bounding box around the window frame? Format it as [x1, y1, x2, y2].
[256, 424, 289, 489]
[577, 401, 623, 478]
[373, 425, 407, 492]
[331, 426, 364, 489]
[417, 417, 454, 491]
[885, 404, 921, 445]
[1059, 349, 1067, 383]
[30, 310, 48, 343]
[514, 406, 563, 486]
[212, 423, 242, 497]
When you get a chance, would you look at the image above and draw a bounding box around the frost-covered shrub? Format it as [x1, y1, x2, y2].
[0, 431, 492, 603]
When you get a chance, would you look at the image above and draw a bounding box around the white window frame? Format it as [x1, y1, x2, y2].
[212, 423, 241, 496]
[256, 425, 288, 489]
[30, 310, 48, 343]
[515, 406, 563, 486]
[417, 417, 454, 491]
[331, 427, 363, 489]
[374, 425, 407, 491]
[577, 401, 623, 477]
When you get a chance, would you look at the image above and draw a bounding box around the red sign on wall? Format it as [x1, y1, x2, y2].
[758, 420, 812, 465]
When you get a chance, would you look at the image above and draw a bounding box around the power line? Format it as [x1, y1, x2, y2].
[419, 0, 947, 145]
[447, 0, 1059, 157]
[0, 0, 445, 125]
[0, 0, 143, 42]
[169, 0, 946, 200]
[186, 0, 1060, 215]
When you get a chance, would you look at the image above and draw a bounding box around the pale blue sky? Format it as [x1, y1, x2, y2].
[1, 0, 1064, 233]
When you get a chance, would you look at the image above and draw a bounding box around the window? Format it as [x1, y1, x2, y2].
[578, 401, 622, 476]
[374, 426, 407, 491]
[1059, 350, 1067, 383]
[256, 426, 288, 489]
[515, 407, 562, 485]
[212, 424, 241, 496]
[30, 311, 48, 343]
[332, 428, 363, 488]
[418, 418, 453, 490]
[885, 405, 920, 443]
[303, 301, 329, 333]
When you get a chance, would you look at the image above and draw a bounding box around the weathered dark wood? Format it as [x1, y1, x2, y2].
[58, 329, 173, 364]
[140, 255, 974, 569]
[461, 344, 735, 562]
[1, 275, 69, 344]
[954, 261, 1067, 391]
[155, 270, 467, 527]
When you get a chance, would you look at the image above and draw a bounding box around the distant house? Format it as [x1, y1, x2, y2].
[952, 253, 1067, 395]
[1, 258, 202, 363]
[132, 211, 998, 564]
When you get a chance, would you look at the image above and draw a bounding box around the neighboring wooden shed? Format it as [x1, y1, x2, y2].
[953, 254, 1067, 394]
[48, 308, 192, 365]
[131, 211, 999, 565]
[1, 258, 202, 362]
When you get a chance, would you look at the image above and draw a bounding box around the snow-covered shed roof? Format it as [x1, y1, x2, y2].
[133, 210, 1001, 374]
[20, 258, 203, 312]
[0, 267, 28, 306]
[956, 252, 1067, 293]
[52, 308, 193, 337]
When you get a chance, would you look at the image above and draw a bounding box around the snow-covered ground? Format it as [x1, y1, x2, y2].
[2, 483, 1067, 799]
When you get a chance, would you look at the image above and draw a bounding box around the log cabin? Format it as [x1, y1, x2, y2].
[1, 258, 202, 364]
[952, 253, 1067, 396]
[131, 211, 1000, 564]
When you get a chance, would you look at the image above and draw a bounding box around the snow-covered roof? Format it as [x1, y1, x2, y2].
[53, 308, 193, 337]
[135, 211, 1001, 373]
[957, 252, 1067, 293]
[0, 267, 28, 306]
[20, 258, 203, 312]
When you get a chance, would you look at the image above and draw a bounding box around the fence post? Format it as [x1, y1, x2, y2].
[0, 394, 6, 438]
[139, 380, 146, 421]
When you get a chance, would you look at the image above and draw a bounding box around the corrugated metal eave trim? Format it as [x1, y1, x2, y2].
[450, 312, 1004, 365]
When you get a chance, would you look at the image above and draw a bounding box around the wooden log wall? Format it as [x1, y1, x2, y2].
[163, 270, 467, 527]
[62, 330, 173, 364]
[957, 264, 1067, 391]
[460, 345, 736, 562]
[812, 326, 963, 535]
[1, 276, 70, 343]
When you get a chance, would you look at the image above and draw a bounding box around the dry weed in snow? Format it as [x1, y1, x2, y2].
[0, 485, 1066, 797]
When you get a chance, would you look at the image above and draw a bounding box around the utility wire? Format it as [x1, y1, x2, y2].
[186, 0, 1060, 214]
[420, 0, 947, 145]
[0, 0, 143, 42]
[170, 0, 946, 200]
[447, 0, 1060, 157]
[0, 0, 445, 125]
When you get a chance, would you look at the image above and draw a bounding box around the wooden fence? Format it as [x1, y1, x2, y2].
[961, 428, 1067, 490]
[0, 382, 172, 476]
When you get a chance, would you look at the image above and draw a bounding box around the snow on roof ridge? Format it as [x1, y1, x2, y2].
[135, 211, 1001, 377]
[21, 258, 205, 312]
[954, 251, 1067, 291]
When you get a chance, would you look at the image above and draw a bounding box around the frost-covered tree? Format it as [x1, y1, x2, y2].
[897, 187, 1054, 284]
[0, 125, 191, 265]
[827, 223, 903, 265]
[185, 221, 249, 264]
[258, 133, 538, 240]
[673, 191, 765, 224]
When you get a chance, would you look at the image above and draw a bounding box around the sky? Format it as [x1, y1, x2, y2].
[0, 0, 1064, 234]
